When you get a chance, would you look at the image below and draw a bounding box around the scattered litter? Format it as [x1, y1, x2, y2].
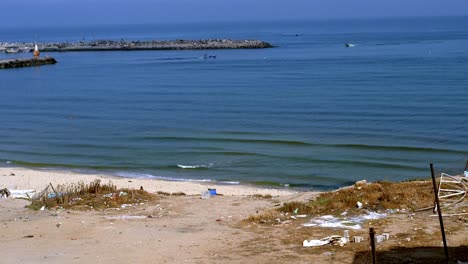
[105, 215, 147, 220]
[405, 237, 411, 242]
[8, 189, 36, 199]
[343, 230, 350, 243]
[103, 193, 113, 198]
[216, 219, 222, 222]
[208, 188, 217, 196]
[293, 208, 299, 214]
[120, 204, 132, 209]
[356, 201, 363, 209]
[201, 191, 211, 199]
[56, 222, 62, 228]
[296, 215, 307, 218]
[119, 191, 128, 196]
[376, 235, 386, 243]
[341, 211, 348, 216]
[382, 233, 390, 240]
[23, 235, 34, 238]
[303, 235, 347, 247]
[353, 236, 364, 243]
[303, 212, 387, 230]
[40, 205, 46, 211]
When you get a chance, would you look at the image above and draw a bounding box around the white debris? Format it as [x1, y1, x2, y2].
[303, 235, 347, 247]
[105, 215, 147, 220]
[9, 189, 36, 199]
[356, 201, 363, 209]
[303, 212, 387, 230]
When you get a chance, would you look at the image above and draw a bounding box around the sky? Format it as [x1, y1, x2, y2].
[3, 0, 468, 27]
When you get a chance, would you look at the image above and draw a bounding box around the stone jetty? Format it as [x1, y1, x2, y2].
[1, 39, 272, 52]
[0, 57, 57, 69]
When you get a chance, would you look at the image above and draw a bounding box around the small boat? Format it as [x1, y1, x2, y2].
[5, 46, 19, 53]
[345, 43, 355, 48]
[21, 47, 32, 52]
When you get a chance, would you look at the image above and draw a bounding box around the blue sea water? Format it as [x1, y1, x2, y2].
[1, 16, 467, 189]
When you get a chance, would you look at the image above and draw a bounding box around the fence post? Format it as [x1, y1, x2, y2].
[430, 163, 449, 264]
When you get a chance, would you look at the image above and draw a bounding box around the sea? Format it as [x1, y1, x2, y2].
[1, 16, 467, 190]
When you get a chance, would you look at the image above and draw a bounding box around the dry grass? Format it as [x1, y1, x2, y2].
[252, 194, 273, 199]
[28, 179, 156, 210]
[247, 180, 437, 223]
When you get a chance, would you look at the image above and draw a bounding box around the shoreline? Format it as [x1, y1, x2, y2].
[0, 167, 300, 197]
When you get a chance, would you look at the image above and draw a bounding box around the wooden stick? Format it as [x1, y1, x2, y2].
[369, 227, 376, 264]
[430, 164, 449, 264]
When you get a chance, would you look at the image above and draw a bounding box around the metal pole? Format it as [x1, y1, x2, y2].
[464, 160, 468, 172]
[369, 227, 376, 264]
[430, 163, 449, 264]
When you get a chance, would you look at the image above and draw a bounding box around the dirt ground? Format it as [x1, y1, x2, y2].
[1, 193, 467, 264]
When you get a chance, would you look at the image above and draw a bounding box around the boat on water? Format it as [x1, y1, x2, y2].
[345, 43, 356, 48]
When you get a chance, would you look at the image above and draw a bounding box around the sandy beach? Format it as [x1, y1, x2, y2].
[0, 167, 298, 197]
[1, 167, 468, 263]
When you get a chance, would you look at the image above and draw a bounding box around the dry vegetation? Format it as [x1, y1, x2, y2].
[28, 179, 156, 210]
[247, 180, 436, 223]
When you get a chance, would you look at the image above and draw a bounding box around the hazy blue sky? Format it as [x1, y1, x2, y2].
[3, 0, 468, 27]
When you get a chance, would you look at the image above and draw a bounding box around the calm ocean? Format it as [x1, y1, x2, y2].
[1, 17, 467, 189]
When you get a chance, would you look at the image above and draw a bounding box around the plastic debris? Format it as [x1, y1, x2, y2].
[353, 236, 364, 243]
[201, 191, 211, 199]
[303, 212, 387, 230]
[40, 205, 46, 211]
[356, 201, 363, 209]
[343, 230, 350, 243]
[119, 191, 128, 196]
[8, 189, 36, 199]
[303, 235, 347, 247]
[105, 215, 147, 220]
[293, 208, 299, 214]
[376, 235, 386, 243]
[120, 204, 132, 209]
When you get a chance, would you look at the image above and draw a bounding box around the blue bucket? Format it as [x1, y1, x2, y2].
[208, 188, 217, 196]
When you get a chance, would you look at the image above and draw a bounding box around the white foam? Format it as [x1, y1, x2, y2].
[177, 163, 213, 169]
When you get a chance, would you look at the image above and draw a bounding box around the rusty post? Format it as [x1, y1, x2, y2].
[369, 227, 376, 264]
[430, 163, 449, 264]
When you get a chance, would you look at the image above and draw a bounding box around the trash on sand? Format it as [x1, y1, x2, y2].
[293, 208, 299, 214]
[356, 201, 363, 209]
[437, 172, 467, 205]
[201, 191, 211, 199]
[303, 235, 347, 247]
[208, 188, 217, 196]
[103, 193, 113, 198]
[120, 204, 132, 209]
[353, 236, 364, 243]
[105, 215, 147, 220]
[8, 189, 36, 199]
[376, 235, 386, 243]
[0, 188, 11, 198]
[23, 235, 34, 238]
[343, 230, 350, 242]
[56, 222, 62, 228]
[303, 212, 387, 230]
[119, 191, 128, 196]
[40, 205, 46, 211]
[382, 233, 390, 240]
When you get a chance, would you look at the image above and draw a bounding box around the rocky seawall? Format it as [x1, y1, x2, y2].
[1, 39, 273, 52]
[0, 57, 57, 69]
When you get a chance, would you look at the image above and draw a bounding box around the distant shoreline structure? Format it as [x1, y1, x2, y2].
[0, 39, 273, 52]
